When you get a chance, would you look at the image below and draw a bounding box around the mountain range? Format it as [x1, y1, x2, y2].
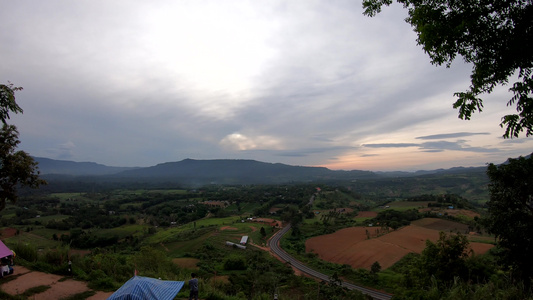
[33, 157, 488, 185]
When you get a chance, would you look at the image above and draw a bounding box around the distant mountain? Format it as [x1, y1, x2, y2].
[114, 159, 378, 184]
[376, 166, 488, 177]
[34, 157, 138, 176]
[33, 157, 490, 185]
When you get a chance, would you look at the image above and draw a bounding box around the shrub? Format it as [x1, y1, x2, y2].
[11, 243, 38, 262]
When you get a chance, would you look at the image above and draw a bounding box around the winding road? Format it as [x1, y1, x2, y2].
[268, 224, 393, 300]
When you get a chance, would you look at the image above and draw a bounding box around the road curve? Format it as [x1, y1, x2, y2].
[269, 224, 393, 300]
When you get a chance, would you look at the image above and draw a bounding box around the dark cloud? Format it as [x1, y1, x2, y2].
[416, 132, 490, 140]
[363, 143, 419, 148]
[363, 140, 500, 153]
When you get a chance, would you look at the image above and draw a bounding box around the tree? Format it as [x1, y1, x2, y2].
[0, 83, 45, 211]
[370, 261, 381, 274]
[362, 0, 533, 138]
[419, 231, 471, 284]
[485, 153, 533, 284]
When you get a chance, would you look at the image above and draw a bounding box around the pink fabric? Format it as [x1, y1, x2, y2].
[0, 240, 13, 259]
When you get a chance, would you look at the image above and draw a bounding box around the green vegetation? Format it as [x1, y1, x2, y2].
[0, 171, 531, 299]
[485, 154, 533, 286]
[0, 83, 45, 212]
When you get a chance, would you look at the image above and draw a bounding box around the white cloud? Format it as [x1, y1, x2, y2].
[220, 133, 283, 151]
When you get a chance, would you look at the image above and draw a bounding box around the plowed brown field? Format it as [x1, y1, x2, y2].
[306, 218, 493, 270]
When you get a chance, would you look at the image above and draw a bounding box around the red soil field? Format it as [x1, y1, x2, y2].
[1, 227, 17, 238]
[306, 218, 493, 270]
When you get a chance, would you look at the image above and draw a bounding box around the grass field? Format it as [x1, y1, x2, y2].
[5, 231, 60, 249]
[98, 224, 148, 239]
[195, 216, 242, 227]
[153, 219, 275, 259]
[26, 215, 69, 223]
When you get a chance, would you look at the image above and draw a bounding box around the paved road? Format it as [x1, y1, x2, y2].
[269, 224, 393, 300]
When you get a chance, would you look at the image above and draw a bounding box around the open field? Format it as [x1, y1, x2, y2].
[306, 218, 494, 270]
[172, 257, 200, 269]
[154, 220, 273, 257]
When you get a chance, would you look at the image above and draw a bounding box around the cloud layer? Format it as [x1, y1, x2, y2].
[2, 1, 531, 171]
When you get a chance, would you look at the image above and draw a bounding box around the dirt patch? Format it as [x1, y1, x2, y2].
[1, 228, 17, 238]
[249, 242, 269, 251]
[1, 268, 64, 295]
[0, 266, 111, 300]
[355, 211, 378, 218]
[88, 291, 114, 300]
[249, 226, 257, 232]
[220, 226, 238, 231]
[210, 275, 230, 284]
[172, 257, 200, 269]
[31, 279, 90, 300]
[306, 219, 493, 270]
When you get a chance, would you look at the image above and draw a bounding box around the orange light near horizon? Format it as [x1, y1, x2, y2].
[318, 149, 465, 171]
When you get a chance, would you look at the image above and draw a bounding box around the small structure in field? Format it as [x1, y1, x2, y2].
[240, 236, 248, 245]
[225, 241, 246, 250]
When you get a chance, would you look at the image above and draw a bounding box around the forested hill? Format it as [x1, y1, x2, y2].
[34, 157, 137, 176]
[111, 159, 379, 184]
[34, 157, 488, 185]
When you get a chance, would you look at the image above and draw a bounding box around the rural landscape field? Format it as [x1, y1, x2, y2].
[2, 0, 532, 297]
[0, 156, 527, 300]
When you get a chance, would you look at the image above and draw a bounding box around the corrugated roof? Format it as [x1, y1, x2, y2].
[107, 276, 184, 300]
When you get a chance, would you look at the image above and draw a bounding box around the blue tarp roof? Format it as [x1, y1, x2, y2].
[107, 276, 185, 300]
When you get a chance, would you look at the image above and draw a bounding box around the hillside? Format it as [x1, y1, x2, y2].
[114, 159, 378, 184]
[34, 157, 137, 176]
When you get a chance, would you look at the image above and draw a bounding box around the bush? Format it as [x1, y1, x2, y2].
[11, 243, 38, 262]
[223, 257, 247, 271]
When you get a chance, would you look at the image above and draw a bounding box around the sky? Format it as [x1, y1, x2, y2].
[1, 0, 532, 171]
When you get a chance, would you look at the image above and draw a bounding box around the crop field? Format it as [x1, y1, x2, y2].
[306, 218, 494, 270]
[172, 257, 200, 269]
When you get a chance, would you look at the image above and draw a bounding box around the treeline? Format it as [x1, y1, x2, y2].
[406, 193, 474, 208]
[367, 209, 421, 229]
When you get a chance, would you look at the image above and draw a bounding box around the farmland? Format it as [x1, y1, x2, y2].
[306, 218, 493, 270]
[0, 181, 515, 300]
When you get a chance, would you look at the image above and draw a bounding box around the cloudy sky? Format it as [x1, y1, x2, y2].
[1, 1, 531, 171]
